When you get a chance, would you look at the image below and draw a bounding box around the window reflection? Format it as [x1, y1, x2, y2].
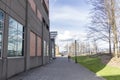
[47, 44, 49, 56]
[0, 10, 4, 57]
[8, 17, 24, 57]
[44, 40, 47, 56]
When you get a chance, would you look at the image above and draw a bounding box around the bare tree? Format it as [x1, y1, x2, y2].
[87, 0, 112, 55]
[88, 0, 120, 58]
[104, 0, 119, 57]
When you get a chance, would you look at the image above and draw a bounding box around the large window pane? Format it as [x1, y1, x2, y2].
[37, 9, 42, 21]
[8, 17, 24, 57]
[0, 10, 4, 57]
[28, 0, 36, 13]
[46, 43, 49, 56]
[37, 36, 41, 56]
[43, 40, 47, 56]
[17, 23, 23, 56]
[30, 31, 36, 56]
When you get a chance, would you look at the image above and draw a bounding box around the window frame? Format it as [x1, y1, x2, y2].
[0, 9, 5, 58]
[7, 17, 24, 57]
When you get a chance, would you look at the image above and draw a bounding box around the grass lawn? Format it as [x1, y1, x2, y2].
[73, 56, 120, 80]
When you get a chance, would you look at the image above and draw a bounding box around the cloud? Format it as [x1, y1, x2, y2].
[56, 30, 87, 52]
[50, 6, 89, 22]
[49, 0, 92, 51]
[57, 30, 72, 40]
[50, 5, 90, 32]
[57, 30, 87, 41]
[50, 0, 110, 51]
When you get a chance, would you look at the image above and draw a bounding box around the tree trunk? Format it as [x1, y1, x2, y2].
[111, 0, 119, 58]
[108, 25, 112, 55]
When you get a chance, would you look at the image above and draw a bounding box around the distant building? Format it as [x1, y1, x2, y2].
[55, 45, 59, 55]
[50, 31, 57, 59]
[0, 0, 50, 79]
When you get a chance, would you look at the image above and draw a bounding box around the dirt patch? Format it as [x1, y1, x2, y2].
[100, 54, 112, 64]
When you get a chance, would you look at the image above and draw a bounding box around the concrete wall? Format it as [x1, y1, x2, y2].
[7, 58, 25, 78]
[27, 0, 49, 67]
[30, 57, 42, 68]
[1, 0, 26, 25]
[0, 59, 2, 80]
[0, 0, 26, 79]
[0, 0, 50, 79]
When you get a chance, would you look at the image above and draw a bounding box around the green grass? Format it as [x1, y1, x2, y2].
[73, 56, 120, 80]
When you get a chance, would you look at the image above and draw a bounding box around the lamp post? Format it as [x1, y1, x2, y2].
[75, 40, 77, 63]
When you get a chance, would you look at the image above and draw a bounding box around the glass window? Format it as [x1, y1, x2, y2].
[37, 9, 42, 21]
[0, 10, 4, 57]
[30, 31, 36, 56]
[43, 40, 47, 56]
[44, 0, 49, 10]
[28, 0, 36, 13]
[37, 36, 41, 56]
[8, 17, 24, 57]
[46, 43, 49, 56]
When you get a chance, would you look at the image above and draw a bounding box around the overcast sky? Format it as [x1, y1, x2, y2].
[49, 0, 92, 41]
[49, 0, 108, 51]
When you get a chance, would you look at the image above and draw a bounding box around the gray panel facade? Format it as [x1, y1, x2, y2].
[0, 0, 50, 79]
[0, 60, 2, 79]
[7, 58, 25, 78]
[30, 57, 42, 68]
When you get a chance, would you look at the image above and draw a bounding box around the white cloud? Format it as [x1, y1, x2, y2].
[50, 5, 90, 31]
[50, 2, 91, 52]
[56, 30, 87, 44]
[56, 30, 88, 52]
[57, 30, 73, 40]
[56, 30, 109, 52]
[50, 1, 109, 52]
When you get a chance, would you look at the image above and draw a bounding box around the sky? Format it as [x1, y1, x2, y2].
[49, 0, 108, 51]
[49, 0, 91, 40]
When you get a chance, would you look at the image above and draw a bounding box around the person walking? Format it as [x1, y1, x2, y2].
[68, 55, 71, 62]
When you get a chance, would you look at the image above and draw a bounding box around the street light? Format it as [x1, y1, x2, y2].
[75, 40, 77, 63]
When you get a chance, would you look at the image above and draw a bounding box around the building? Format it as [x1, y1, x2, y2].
[50, 31, 57, 59]
[55, 45, 59, 56]
[0, 0, 50, 79]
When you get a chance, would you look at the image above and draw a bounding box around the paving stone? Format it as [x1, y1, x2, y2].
[8, 57, 105, 80]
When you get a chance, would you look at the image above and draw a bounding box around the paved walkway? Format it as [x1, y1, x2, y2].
[8, 57, 105, 80]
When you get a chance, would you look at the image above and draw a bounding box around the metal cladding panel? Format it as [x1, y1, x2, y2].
[0, 0, 50, 79]
[30, 57, 42, 68]
[0, 60, 2, 80]
[7, 58, 25, 78]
